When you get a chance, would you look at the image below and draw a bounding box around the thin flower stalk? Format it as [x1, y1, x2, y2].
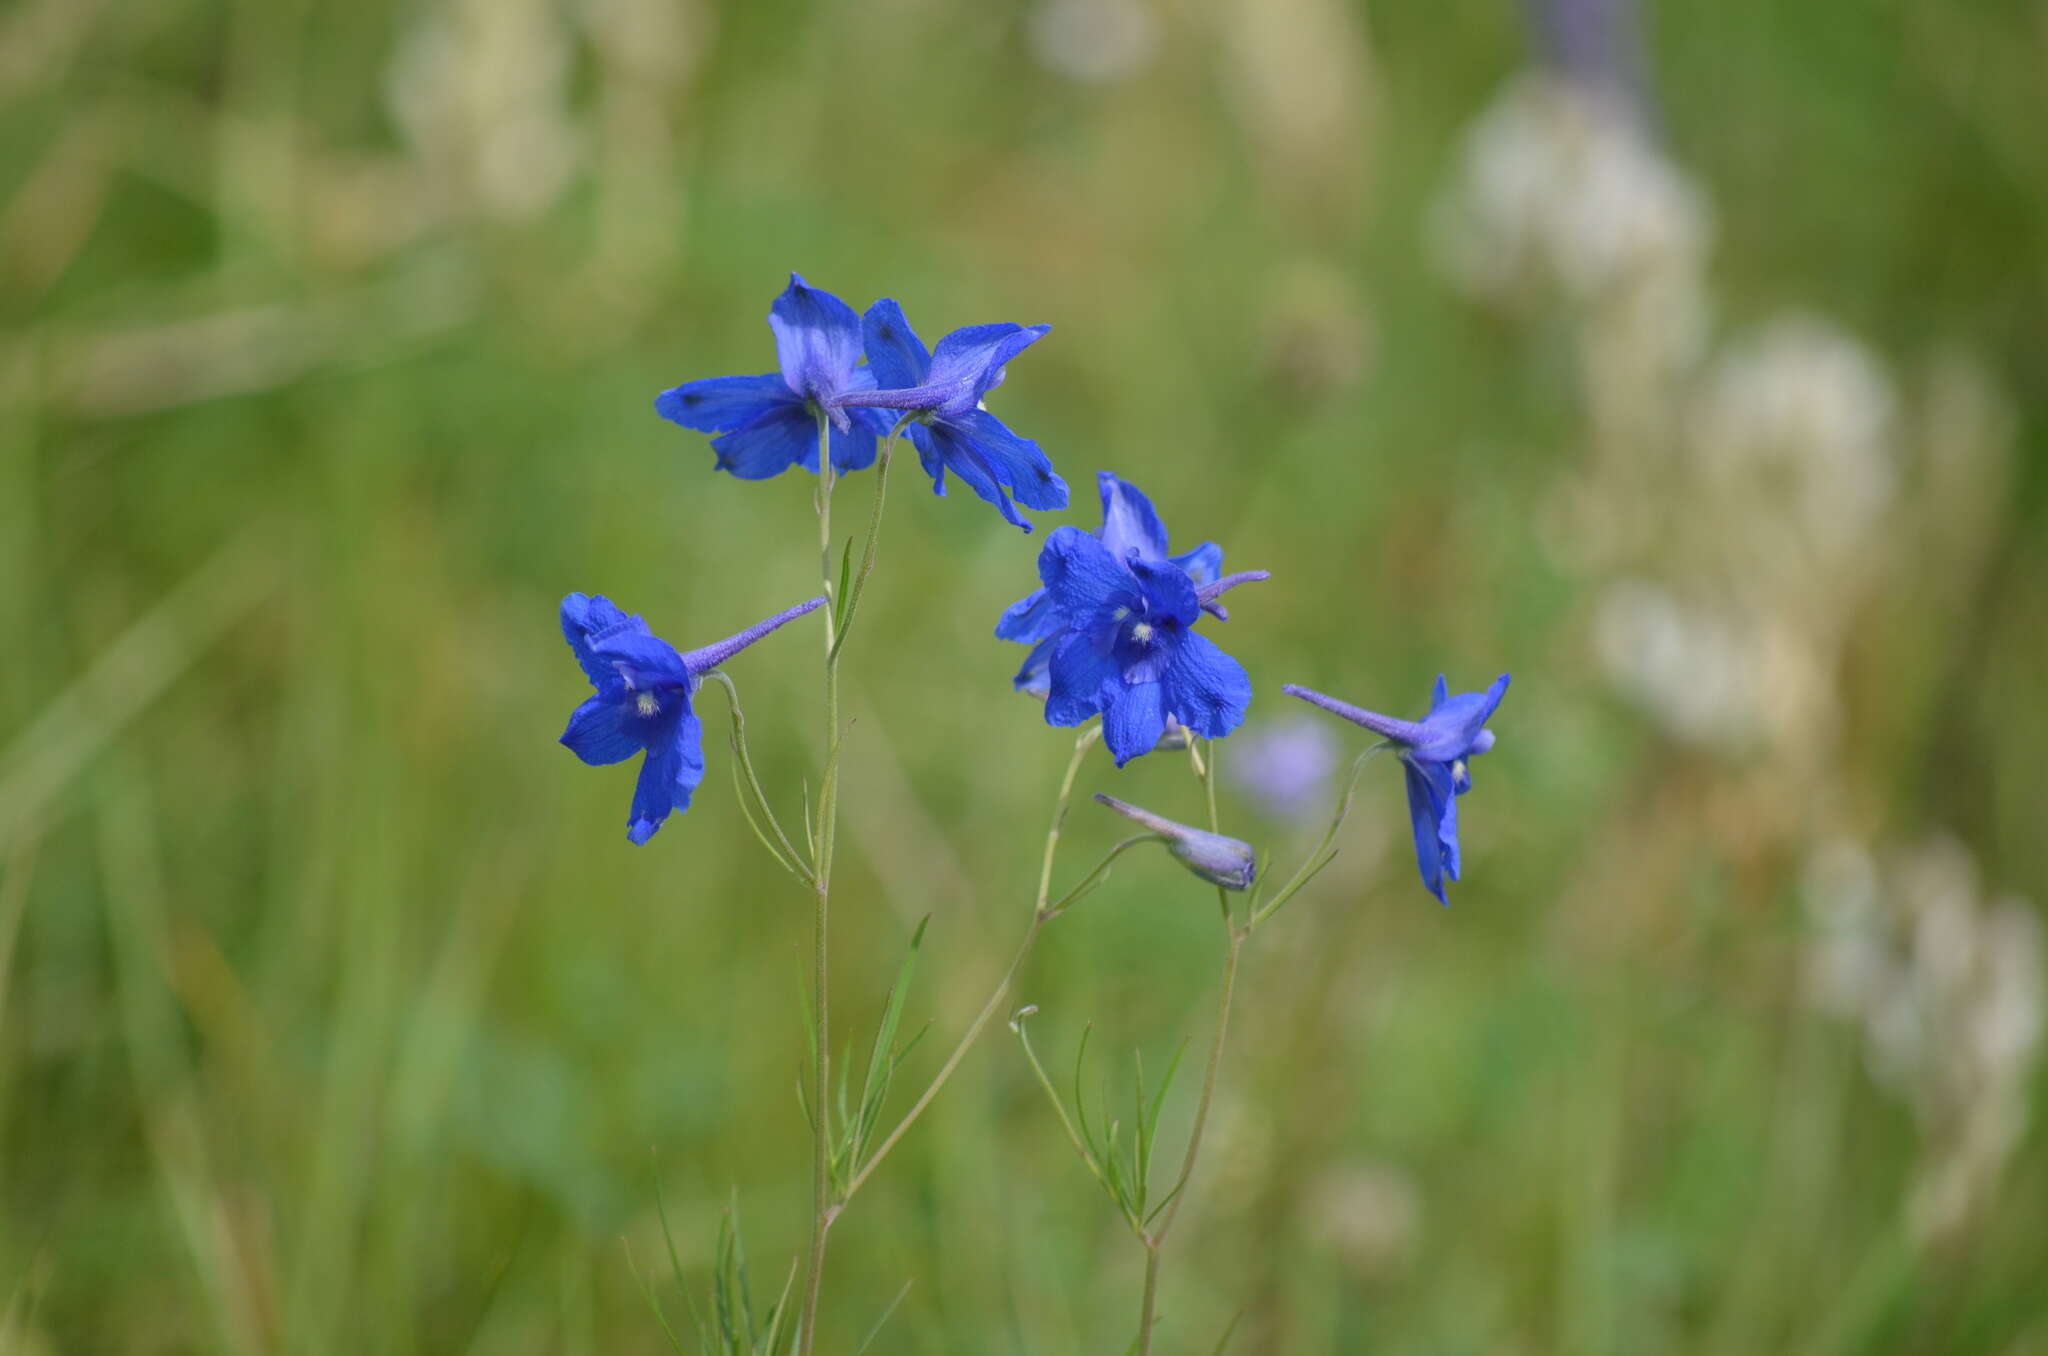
[843, 723, 1108, 1201]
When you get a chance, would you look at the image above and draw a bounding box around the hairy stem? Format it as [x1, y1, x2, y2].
[843, 723, 1103, 1200]
[800, 408, 838, 1356]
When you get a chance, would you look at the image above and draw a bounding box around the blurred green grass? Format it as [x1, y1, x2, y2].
[2, 0, 2045, 1351]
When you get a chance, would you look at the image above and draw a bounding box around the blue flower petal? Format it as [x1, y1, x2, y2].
[1126, 555, 1201, 627]
[1013, 635, 1057, 695]
[1102, 679, 1166, 766]
[1044, 629, 1118, 728]
[1431, 674, 1450, 712]
[1438, 781, 1461, 882]
[710, 402, 820, 480]
[627, 736, 681, 844]
[1401, 759, 1451, 904]
[996, 587, 1062, 644]
[586, 628, 692, 692]
[767, 274, 863, 406]
[655, 373, 792, 433]
[949, 409, 1067, 511]
[1040, 527, 1135, 615]
[672, 710, 706, 815]
[560, 696, 642, 765]
[861, 299, 932, 391]
[1161, 630, 1252, 739]
[1414, 673, 1511, 761]
[924, 323, 1050, 415]
[828, 409, 881, 472]
[1096, 472, 1170, 560]
[907, 423, 948, 496]
[923, 419, 1033, 531]
[1169, 541, 1224, 585]
[562, 593, 646, 690]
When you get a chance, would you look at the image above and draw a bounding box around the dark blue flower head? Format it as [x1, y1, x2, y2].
[560, 592, 824, 844]
[1284, 674, 1510, 904]
[999, 472, 1230, 698]
[1020, 500, 1268, 766]
[1094, 794, 1258, 891]
[655, 275, 891, 480]
[828, 299, 1068, 531]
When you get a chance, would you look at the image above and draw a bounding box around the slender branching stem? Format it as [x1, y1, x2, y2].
[1244, 741, 1390, 932]
[842, 723, 1103, 1201]
[1137, 926, 1245, 1356]
[1134, 735, 1244, 1355]
[799, 407, 838, 1356]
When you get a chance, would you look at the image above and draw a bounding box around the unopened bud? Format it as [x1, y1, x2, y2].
[1093, 794, 1257, 891]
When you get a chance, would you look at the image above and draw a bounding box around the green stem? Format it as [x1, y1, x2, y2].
[1245, 742, 1390, 932]
[1135, 734, 1243, 1355]
[800, 407, 838, 1356]
[1137, 927, 1244, 1356]
[842, 723, 1103, 1201]
[831, 414, 915, 661]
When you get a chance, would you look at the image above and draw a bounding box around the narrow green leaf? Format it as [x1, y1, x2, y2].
[1072, 1024, 1102, 1163]
[713, 1210, 737, 1347]
[1132, 1050, 1151, 1209]
[624, 1239, 689, 1355]
[761, 1256, 800, 1356]
[800, 779, 816, 860]
[850, 1280, 915, 1356]
[832, 535, 855, 635]
[1147, 1038, 1190, 1137]
[853, 917, 929, 1166]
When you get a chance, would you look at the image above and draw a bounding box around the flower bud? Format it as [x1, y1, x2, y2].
[1093, 794, 1257, 891]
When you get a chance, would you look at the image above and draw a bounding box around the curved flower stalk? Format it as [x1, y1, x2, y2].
[1012, 731, 1395, 1355]
[557, 593, 824, 843]
[1285, 673, 1510, 903]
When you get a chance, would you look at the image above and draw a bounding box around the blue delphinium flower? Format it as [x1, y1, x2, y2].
[998, 472, 1227, 697]
[1284, 674, 1510, 904]
[560, 592, 824, 844]
[1022, 509, 1269, 766]
[827, 298, 1067, 531]
[655, 275, 892, 479]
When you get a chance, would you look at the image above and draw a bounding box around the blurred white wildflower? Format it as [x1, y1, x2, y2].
[1231, 715, 1342, 822]
[1303, 1160, 1421, 1278]
[1027, 0, 1158, 83]
[1692, 314, 1899, 569]
[1801, 835, 2045, 1246]
[1430, 76, 1710, 341]
[386, 0, 584, 222]
[1593, 578, 1757, 750]
[1801, 838, 1887, 1017]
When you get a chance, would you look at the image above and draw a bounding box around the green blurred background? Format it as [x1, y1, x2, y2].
[3, 0, 2046, 1350]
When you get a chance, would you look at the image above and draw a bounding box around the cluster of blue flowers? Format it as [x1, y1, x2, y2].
[558, 274, 1511, 902]
[656, 275, 1066, 531]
